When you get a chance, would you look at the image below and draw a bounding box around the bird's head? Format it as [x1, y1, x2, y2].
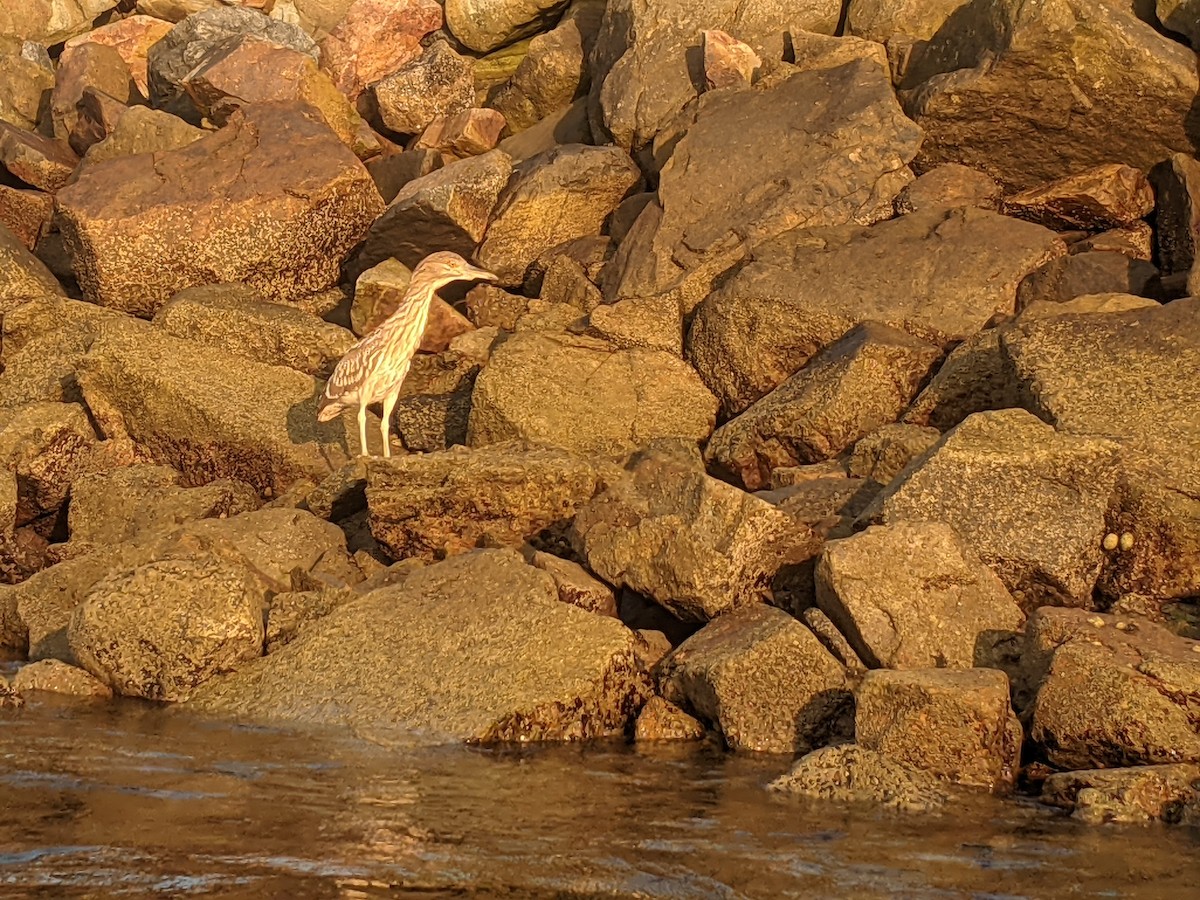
[412, 251, 499, 293]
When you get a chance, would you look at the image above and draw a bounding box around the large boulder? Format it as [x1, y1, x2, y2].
[604, 59, 923, 303]
[816, 522, 1025, 670]
[899, 0, 1199, 190]
[589, 0, 842, 152]
[76, 321, 359, 495]
[56, 101, 383, 318]
[571, 451, 820, 622]
[657, 603, 851, 754]
[188, 549, 650, 743]
[67, 550, 267, 701]
[862, 409, 1122, 611]
[705, 322, 941, 489]
[686, 206, 1063, 417]
[467, 331, 718, 457]
[366, 442, 616, 561]
[1024, 607, 1200, 769]
[476, 144, 641, 286]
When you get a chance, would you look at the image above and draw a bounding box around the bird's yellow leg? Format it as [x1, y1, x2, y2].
[357, 403, 369, 457]
[380, 391, 398, 459]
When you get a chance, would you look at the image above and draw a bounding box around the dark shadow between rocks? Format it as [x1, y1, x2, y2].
[287, 384, 351, 469]
[795, 687, 856, 754]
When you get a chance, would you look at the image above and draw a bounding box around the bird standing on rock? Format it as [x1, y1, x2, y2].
[317, 251, 498, 457]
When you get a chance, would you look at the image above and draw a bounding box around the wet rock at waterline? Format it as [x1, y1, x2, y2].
[769, 745, 951, 814]
[1041, 764, 1200, 826]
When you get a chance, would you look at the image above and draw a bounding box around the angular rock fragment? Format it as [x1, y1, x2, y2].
[63, 14, 173, 97]
[56, 101, 383, 317]
[0, 402, 96, 527]
[658, 603, 851, 754]
[634, 695, 706, 742]
[584, 294, 681, 354]
[49, 42, 142, 143]
[0, 48, 55, 131]
[0, 123, 79, 192]
[468, 331, 718, 458]
[705, 322, 941, 490]
[892, 163, 1002, 214]
[444, 0, 569, 53]
[73, 105, 205, 174]
[489, 17, 587, 133]
[69, 87, 136, 157]
[318, 0, 443, 99]
[847, 424, 941, 485]
[1070, 223, 1152, 261]
[702, 29, 760, 90]
[816, 523, 1025, 670]
[0, 222, 64, 306]
[845, 0, 970, 43]
[530, 550, 617, 617]
[856, 668, 1023, 792]
[768, 744, 951, 813]
[571, 452, 819, 622]
[418, 108, 506, 158]
[366, 442, 615, 561]
[373, 39, 474, 135]
[189, 549, 650, 743]
[1015, 252, 1158, 310]
[1002, 164, 1155, 232]
[1042, 764, 1200, 826]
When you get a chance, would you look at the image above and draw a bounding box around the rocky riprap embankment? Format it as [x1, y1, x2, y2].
[1, 0, 1199, 826]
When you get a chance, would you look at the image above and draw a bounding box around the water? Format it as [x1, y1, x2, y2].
[1, 695, 1198, 899]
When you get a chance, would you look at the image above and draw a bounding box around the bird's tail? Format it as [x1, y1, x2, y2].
[316, 390, 344, 422]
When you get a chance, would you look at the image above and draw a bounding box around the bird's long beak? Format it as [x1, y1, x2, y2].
[463, 263, 499, 283]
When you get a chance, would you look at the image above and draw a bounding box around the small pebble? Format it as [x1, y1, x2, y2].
[1118, 532, 1135, 551]
[1102, 533, 1119, 551]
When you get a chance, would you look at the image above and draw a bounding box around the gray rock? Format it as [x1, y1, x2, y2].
[153, 283, 356, 379]
[374, 39, 474, 136]
[768, 744, 951, 813]
[604, 59, 922, 304]
[686, 206, 1063, 417]
[705, 322, 941, 490]
[467, 331, 718, 457]
[816, 522, 1025, 670]
[571, 452, 820, 623]
[900, 0, 1198, 190]
[1024, 607, 1200, 769]
[366, 442, 616, 561]
[476, 144, 641, 286]
[68, 550, 267, 700]
[847, 424, 941, 485]
[188, 549, 650, 743]
[862, 409, 1122, 611]
[657, 603, 851, 754]
[147, 6, 317, 121]
[1042, 764, 1200, 825]
[856, 668, 1023, 793]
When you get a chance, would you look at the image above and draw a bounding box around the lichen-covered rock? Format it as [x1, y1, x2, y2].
[189, 549, 650, 743]
[468, 331, 718, 457]
[856, 668, 1023, 793]
[10, 658, 113, 698]
[863, 409, 1122, 611]
[68, 551, 267, 701]
[63, 14, 173, 97]
[571, 452, 820, 623]
[366, 442, 615, 561]
[0, 401, 96, 527]
[153, 283, 356, 378]
[686, 206, 1063, 417]
[1001, 164, 1155, 232]
[658, 603, 851, 754]
[57, 101, 383, 318]
[1042, 764, 1200, 826]
[768, 744, 951, 813]
[1024, 607, 1200, 770]
[373, 39, 474, 135]
[816, 523, 1025, 670]
[705, 322, 941, 490]
[634, 695, 706, 742]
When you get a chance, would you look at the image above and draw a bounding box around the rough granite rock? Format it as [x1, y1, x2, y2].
[49, 42, 142, 144]
[467, 331, 718, 458]
[11, 658, 113, 698]
[604, 59, 922, 303]
[0, 223, 64, 307]
[1014, 252, 1158, 311]
[847, 424, 941, 485]
[318, 0, 443, 99]
[686, 206, 1063, 417]
[76, 321, 360, 494]
[0, 185, 53, 251]
[1041, 764, 1200, 826]
[153, 284, 356, 378]
[634, 695, 706, 741]
[188, 549, 650, 743]
[476, 144, 641, 285]
[444, 0, 569, 53]
[72, 106, 205, 177]
[900, 0, 1199, 190]
[705, 322, 941, 490]
[657, 603, 851, 754]
[530, 550, 618, 616]
[373, 39, 474, 136]
[366, 442, 615, 561]
[768, 744, 952, 813]
[63, 14, 173, 97]
[892, 163, 1002, 215]
[816, 523, 1025, 670]
[57, 101, 383, 318]
[68, 551, 267, 701]
[0, 0, 118, 46]
[0, 402, 97, 527]
[571, 451, 820, 623]
[1001, 164, 1155, 232]
[489, 17, 587, 134]
[356, 149, 512, 273]
[147, 5, 318, 121]
[584, 294, 681, 354]
[863, 409, 1122, 611]
[0, 122, 79, 193]
[67, 464, 260, 546]
[856, 668, 1023, 793]
[1024, 607, 1200, 770]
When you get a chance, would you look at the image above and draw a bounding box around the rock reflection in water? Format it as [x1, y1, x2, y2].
[1, 696, 1198, 898]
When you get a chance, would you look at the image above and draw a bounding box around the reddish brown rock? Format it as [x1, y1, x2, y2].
[0, 123, 79, 192]
[64, 15, 172, 97]
[893, 163, 1002, 214]
[530, 550, 618, 617]
[1002, 164, 1155, 232]
[55, 100, 384, 317]
[0, 185, 52, 250]
[318, 0, 443, 100]
[51, 43, 142, 143]
[68, 87, 133, 157]
[702, 29, 761, 90]
[417, 108, 507, 158]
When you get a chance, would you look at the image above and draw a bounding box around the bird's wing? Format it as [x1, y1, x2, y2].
[319, 337, 378, 411]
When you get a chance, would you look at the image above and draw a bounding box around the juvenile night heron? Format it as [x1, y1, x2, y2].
[317, 251, 498, 457]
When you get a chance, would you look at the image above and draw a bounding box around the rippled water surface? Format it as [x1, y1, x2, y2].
[2, 694, 1198, 899]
